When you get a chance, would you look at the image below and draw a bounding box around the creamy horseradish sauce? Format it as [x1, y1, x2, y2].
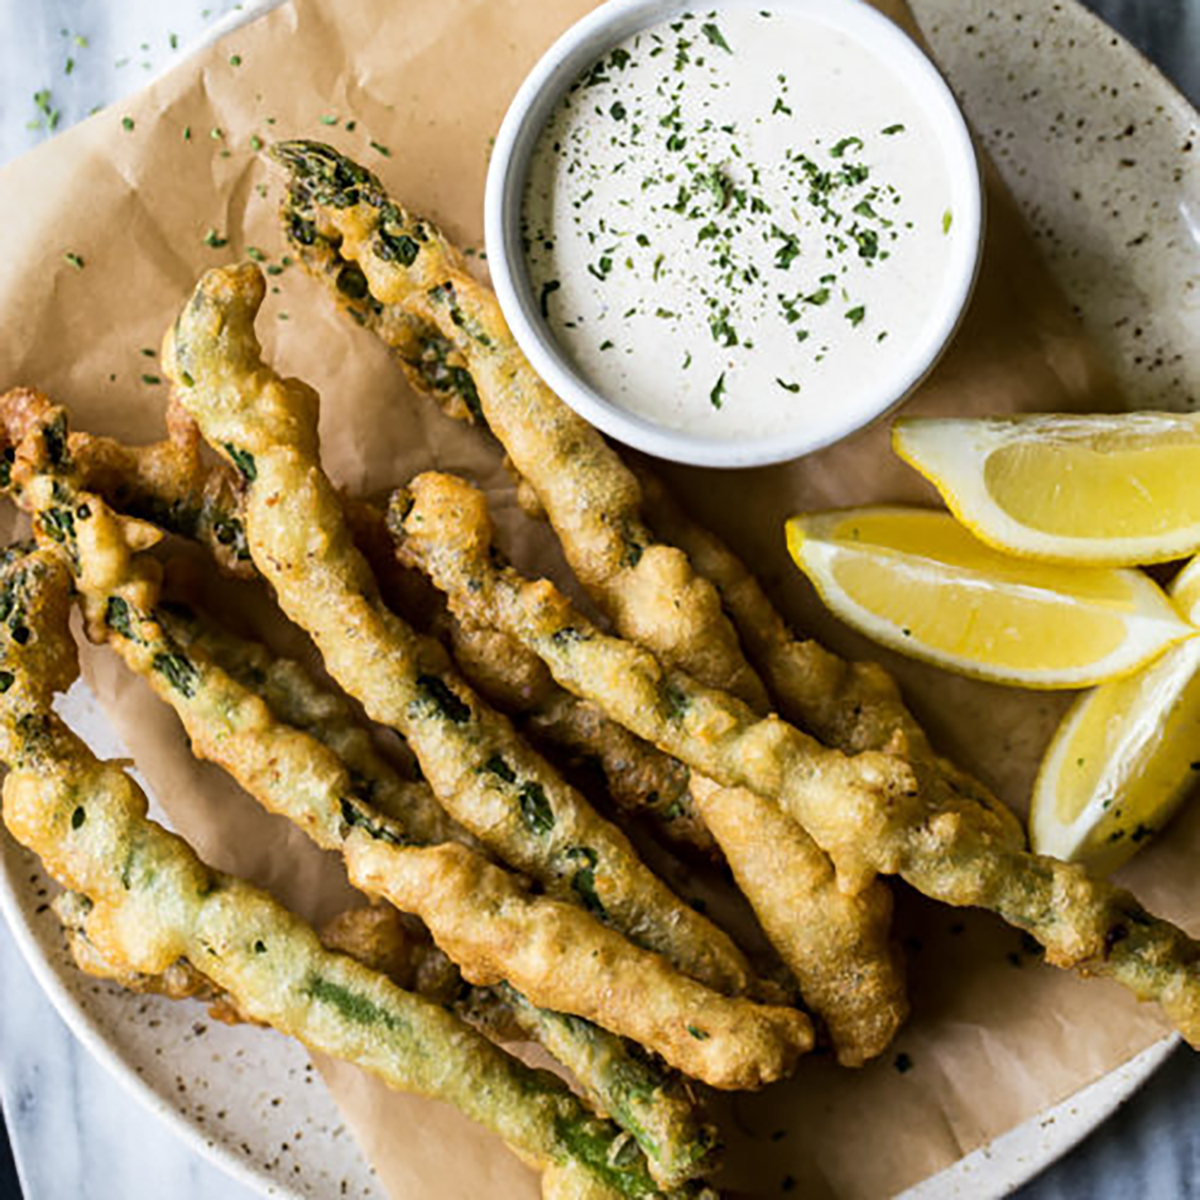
[522, 6, 959, 442]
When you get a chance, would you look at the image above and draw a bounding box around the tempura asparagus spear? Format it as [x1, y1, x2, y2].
[392, 471, 1200, 1043]
[0, 401, 807, 1095]
[4, 389, 715, 857]
[0, 548, 674, 1199]
[319, 905, 716, 1178]
[161, 264, 755, 1000]
[271, 138, 765, 710]
[59, 892, 717, 1190]
[275, 138, 907, 1065]
[633, 468, 1026, 845]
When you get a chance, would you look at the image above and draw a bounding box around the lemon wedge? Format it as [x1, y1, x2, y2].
[892, 412, 1200, 565]
[1172, 558, 1200, 624]
[1030, 634, 1200, 872]
[785, 507, 1193, 688]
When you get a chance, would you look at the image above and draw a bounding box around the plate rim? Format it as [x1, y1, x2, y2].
[0, 1, 1193, 1198]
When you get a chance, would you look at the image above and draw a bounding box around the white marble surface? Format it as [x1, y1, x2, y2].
[1, 2, 1199, 1200]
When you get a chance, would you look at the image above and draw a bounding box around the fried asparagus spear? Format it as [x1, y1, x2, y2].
[57, 891, 715, 1190]
[18, 391, 708, 855]
[271, 140, 764, 709]
[274, 138, 907, 1065]
[159, 268, 754, 1003]
[392, 471, 1200, 1043]
[160, 266, 758, 1001]
[0, 548, 681, 1199]
[632, 470, 1026, 846]
[1, 397, 807, 1097]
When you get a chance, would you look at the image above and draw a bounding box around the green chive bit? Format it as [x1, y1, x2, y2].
[210, 126, 224, 140]
[229, 54, 243, 67]
[203, 228, 228, 249]
[141, 374, 162, 386]
[370, 140, 392, 157]
[709, 372, 726, 410]
[64, 252, 85, 270]
[65, 58, 75, 76]
[75, 34, 89, 48]
[246, 246, 267, 263]
[942, 209, 953, 234]
[121, 116, 135, 132]
[169, 32, 179, 50]
[182, 125, 191, 141]
[249, 135, 264, 152]
[845, 305, 866, 327]
[319, 114, 339, 126]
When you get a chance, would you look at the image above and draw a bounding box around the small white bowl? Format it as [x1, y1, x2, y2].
[485, 0, 983, 469]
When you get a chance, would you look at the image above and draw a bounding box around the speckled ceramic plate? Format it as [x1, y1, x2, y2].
[0, 1, 1195, 1198]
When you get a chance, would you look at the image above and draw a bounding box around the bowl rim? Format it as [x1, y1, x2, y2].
[485, 0, 985, 468]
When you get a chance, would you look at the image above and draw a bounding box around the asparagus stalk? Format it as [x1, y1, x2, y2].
[0, 547, 671, 1198]
[1, 391, 806, 1096]
[271, 140, 909, 1064]
[391, 470, 1200, 1046]
[161, 263, 757, 1000]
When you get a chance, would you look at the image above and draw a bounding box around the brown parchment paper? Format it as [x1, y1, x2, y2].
[0, 0, 1192, 1197]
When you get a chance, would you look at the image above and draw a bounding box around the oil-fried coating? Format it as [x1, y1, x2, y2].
[6, 388, 716, 862]
[444, 619, 716, 855]
[64, 890, 717, 1191]
[1, 409, 806, 1095]
[393, 472, 1200, 1045]
[320, 904, 719, 1186]
[162, 264, 754, 1000]
[0, 550, 670, 1199]
[686, 776, 905, 1064]
[634, 469, 1026, 847]
[272, 139, 765, 710]
[275, 139, 906, 1065]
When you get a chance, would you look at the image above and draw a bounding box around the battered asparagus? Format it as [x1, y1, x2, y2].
[0, 548, 673, 1198]
[275, 137, 908, 1065]
[6, 390, 715, 858]
[1, 395, 808, 1095]
[633, 468, 1026, 847]
[60, 893, 716, 1190]
[161, 267, 759, 1004]
[392, 471, 1200, 1044]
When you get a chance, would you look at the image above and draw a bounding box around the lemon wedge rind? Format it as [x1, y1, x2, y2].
[1030, 634, 1200, 873]
[893, 412, 1200, 567]
[1171, 558, 1200, 625]
[786, 506, 1194, 690]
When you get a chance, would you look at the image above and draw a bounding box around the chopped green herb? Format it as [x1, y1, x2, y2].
[223, 444, 257, 482]
[942, 208, 953, 234]
[319, 114, 339, 126]
[845, 305, 866, 326]
[141, 374, 162, 386]
[700, 22, 732, 53]
[229, 53, 242, 66]
[709, 371, 727, 409]
[203, 228, 228, 248]
[63, 252, 85, 270]
[686, 1024, 710, 1040]
[776, 379, 800, 393]
[830, 135, 864, 158]
[370, 140, 392, 157]
[249, 135, 263, 152]
[882, 123, 906, 135]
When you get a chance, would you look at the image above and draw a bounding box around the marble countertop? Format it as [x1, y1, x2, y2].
[1, 2, 1198, 1198]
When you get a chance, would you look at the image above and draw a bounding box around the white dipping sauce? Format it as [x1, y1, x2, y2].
[522, 6, 959, 442]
